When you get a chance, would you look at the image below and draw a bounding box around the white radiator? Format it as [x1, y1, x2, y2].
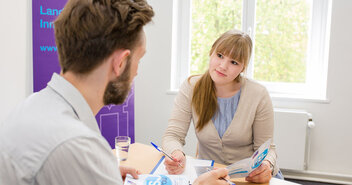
[273, 108, 315, 171]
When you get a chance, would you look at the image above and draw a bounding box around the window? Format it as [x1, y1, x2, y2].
[170, 0, 331, 100]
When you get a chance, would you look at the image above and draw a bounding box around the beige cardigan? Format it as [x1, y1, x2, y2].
[162, 76, 279, 175]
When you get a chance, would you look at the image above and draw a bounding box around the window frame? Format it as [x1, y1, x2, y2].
[170, 0, 331, 101]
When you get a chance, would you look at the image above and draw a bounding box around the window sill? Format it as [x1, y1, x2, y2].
[166, 90, 178, 95]
[271, 95, 330, 104]
[166, 89, 330, 104]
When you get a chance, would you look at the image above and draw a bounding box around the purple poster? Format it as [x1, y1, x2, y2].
[32, 0, 135, 148]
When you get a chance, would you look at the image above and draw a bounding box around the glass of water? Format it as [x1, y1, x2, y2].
[115, 136, 131, 163]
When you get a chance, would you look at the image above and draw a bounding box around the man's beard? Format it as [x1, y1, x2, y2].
[103, 59, 132, 105]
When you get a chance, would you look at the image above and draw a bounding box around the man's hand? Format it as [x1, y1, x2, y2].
[164, 150, 186, 174]
[119, 166, 141, 181]
[245, 160, 272, 183]
[193, 168, 230, 185]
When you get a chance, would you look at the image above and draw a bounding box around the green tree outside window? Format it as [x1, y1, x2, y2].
[191, 0, 310, 83]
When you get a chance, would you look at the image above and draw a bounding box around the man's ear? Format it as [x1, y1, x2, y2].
[111, 49, 131, 77]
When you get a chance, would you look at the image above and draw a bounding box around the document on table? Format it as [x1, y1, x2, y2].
[124, 174, 189, 185]
[226, 139, 271, 178]
[150, 156, 214, 184]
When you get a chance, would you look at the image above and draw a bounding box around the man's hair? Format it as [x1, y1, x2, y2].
[54, 0, 154, 74]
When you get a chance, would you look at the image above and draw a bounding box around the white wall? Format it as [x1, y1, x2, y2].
[135, 0, 198, 156]
[0, 0, 32, 123]
[1, 0, 351, 180]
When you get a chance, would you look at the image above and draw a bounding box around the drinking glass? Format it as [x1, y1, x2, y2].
[115, 136, 131, 163]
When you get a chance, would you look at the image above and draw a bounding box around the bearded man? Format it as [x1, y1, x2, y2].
[0, 0, 229, 185]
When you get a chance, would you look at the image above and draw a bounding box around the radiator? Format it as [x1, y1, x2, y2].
[273, 108, 315, 171]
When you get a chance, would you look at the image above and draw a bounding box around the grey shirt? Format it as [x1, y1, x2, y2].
[0, 73, 123, 185]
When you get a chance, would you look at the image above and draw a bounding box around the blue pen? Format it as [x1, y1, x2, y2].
[151, 142, 183, 168]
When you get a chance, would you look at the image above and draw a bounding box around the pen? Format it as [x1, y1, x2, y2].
[219, 177, 235, 185]
[206, 168, 235, 185]
[150, 142, 183, 168]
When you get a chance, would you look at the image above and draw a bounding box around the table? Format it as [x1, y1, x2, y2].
[118, 143, 299, 185]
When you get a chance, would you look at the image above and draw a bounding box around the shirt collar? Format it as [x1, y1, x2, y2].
[47, 73, 101, 134]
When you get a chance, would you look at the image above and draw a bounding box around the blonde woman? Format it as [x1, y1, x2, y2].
[162, 29, 283, 183]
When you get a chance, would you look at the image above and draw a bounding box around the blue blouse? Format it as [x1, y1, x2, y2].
[212, 89, 241, 138]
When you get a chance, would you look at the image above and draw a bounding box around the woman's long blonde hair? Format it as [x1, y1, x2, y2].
[192, 29, 253, 131]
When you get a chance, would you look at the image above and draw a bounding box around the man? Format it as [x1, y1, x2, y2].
[0, 0, 230, 184]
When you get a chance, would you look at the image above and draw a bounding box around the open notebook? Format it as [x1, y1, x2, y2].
[150, 156, 214, 184]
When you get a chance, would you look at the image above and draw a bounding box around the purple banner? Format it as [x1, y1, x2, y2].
[96, 86, 135, 147]
[32, 0, 135, 148]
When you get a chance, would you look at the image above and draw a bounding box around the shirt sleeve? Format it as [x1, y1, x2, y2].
[162, 78, 194, 155]
[252, 87, 279, 176]
[35, 136, 123, 185]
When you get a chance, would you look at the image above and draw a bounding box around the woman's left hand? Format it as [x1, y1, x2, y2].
[245, 160, 272, 183]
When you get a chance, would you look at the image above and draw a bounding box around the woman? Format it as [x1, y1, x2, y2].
[162, 29, 282, 183]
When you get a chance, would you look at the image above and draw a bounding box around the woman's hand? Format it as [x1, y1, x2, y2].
[245, 160, 272, 183]
[164, 150, 186, 174]
[119, 166, 141, 181]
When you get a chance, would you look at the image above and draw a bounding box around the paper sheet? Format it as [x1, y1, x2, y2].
[124, 174, 189, 185]
[151, 156, 214, 184]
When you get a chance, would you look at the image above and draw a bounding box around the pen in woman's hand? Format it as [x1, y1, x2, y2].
[151, 142, 183, 168]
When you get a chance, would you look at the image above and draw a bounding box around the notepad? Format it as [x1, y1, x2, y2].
[150, 156, 214, 184]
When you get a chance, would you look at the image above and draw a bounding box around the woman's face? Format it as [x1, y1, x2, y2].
[208, 51, 244, 86]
